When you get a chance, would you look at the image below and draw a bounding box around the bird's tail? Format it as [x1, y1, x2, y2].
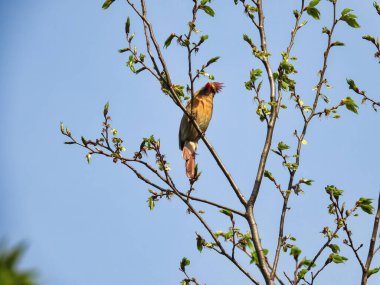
[182, 141, 197, 179]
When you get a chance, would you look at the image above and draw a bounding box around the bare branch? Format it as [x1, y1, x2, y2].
[362, 192, 380, 284]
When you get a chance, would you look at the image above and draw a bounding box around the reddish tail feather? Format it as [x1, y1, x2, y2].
[182, 146, 195, 179]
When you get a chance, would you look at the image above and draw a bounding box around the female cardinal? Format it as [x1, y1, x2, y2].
[178, 82, 223, 179]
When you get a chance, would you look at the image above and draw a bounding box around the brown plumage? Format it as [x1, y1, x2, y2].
[178, 82, 223, 179]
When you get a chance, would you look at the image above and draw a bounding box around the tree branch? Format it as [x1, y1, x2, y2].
[125, 0, 247, 208]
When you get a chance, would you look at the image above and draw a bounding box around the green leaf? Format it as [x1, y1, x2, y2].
[104, 101, 109, 116]
[135, 67, 147, 74]
[219, 209, 233, 218]
[86, 153, 91, 164]
[250, 251, 258, 264]
[243, 34, 253, 47]
[81, 136, 88, 146]
[309, 0, 321, 7]
[201, 0, 209, 5]
[357, 198, 374, 214]
[290, 246, 302, 259]
[264, 170, 275, 181]
[129, 63, 135, 73]
[199, 71, 214, 80]
[148, 197, 155, 210]
[297, 268, 308, 279]
[374, 2, 380, 15]
[206, 56, 220, 66]
[60, 122, 65, 134]
[249, 69, 263, 82]
[331, 41, 345, 47]
[300, 258, 316, 268]
[341, 8, 353, 16]
[329, 244, 340, 253]
[125, 17, 130, 34]
[325, 185, 344, 198]
[340, 13, 360, 28]
[322, 26, 330, 34]
[199, 34, 209, 44]
[250, 249, 268, 265]
[368, 267, 380, 278]
[342, 97, 359, 114]
[128, 33, 135, 43]
[180, 257, 190, 271]
[164, 33, 176, 48]
[346, 78, 358, 91]
[278, 141, 290, 151]
[307, 7, 321, 20]
[102, 0, 115, 10]
[199, 5, 215, 17]
[362, 35, 376, 44]
[299, 178, 314, 186]
[330, 254, 348, 264]
[118, 48, 129, 53]
[196, 236, 203, 252]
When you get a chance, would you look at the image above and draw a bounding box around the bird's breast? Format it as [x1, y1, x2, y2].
[196, 95, 213, 132]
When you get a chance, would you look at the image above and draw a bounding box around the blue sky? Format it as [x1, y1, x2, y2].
[0, 0, 379, 284]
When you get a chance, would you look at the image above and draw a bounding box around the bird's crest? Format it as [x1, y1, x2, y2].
[204, 82, 224, 94]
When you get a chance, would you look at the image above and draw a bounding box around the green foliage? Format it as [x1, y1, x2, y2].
[362, 35, 376, 44]
[264, 170, 275, 182]
[346, 78, 360, 93]
[219, 208, 233, 218]
[148, 196, 155, 210]
[206, 56, 220, 66]
[325, 185, 344, 198]
[299, 178, 314, 186]
[180, 257, 190, 271]
[250, 249, 268, 265]
[249, 69, 263, 82]
[245, 69, 262, 90]
[297, 268, 308, 279]
[0, 243, 38, 285]
[342, 97, 359, 114]
[299, 258, 316, 268]
[196, 235, 204, 252]
[243, 34, 254, 47]
[306, 0, 321, 20]
[306, 7, 320, 20]
[340, 11, 360, 28]
[357, 198, 374, 214]
[328, 253, 348, 264]
[102, 0, 115, 10]
[86, 153, 91, 164]
[309, 0, 321, 7]
[199, 5, 215, 17]
[368, 267, 380, 278]
[277, 141, 290, 151]
[161, 81, 186, 101]
[125, 17, 130, 35]
[164, 33, 176, 48]
[290, 246, 302, 260]
[374, 2, 380, 15]
[329, 244, 340, 253]
[331, 41, 345, 47]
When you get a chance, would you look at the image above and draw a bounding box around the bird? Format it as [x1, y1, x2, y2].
[178, 82, 223, 179]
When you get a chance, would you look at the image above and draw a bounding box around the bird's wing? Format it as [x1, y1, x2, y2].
[178, 97, 202, 150]
[178, 114, 189, 150]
